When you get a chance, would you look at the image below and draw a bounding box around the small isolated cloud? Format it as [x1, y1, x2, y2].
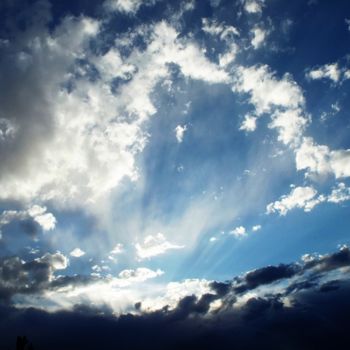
[104, 0, 157, 14]
[244, 0, 265, 14]
[209, 236, 218, 242]
[70, 248, 86, 258]
[175, 124, 187, 143]
[306, 63, 341, 83]
[239, 115, 257, 132]
[266, 186, 320, 215]
[251, 27, 267, 49]
[345, 18, 350, 31]
[118, 267, 164, 282]
[252, 225, 262, 232]
[230, 226, 247, 238]
[110, 243, 124, 255]
[136, 233, 184, 259]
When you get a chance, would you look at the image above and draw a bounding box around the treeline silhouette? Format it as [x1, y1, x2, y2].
[16, 336, 34, 350]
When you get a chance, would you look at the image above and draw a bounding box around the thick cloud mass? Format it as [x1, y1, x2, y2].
[0, 247, 349, 349]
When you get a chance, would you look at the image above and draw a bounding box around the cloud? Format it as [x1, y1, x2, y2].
[135, 233, 184, 259]
[118, 267, 164, 282]
[110, 243, 124, 255]
[252, 225, 261, 232]
[0, 252, 68, 302]
[230, 226, 246, 237]
[239, 115, 257, 132]
[0, 205, 56, 237]
[104, 0, 158, 14]
[0, 4, 231, 210]
[266, 186, 319, 215]
[234, 263, 300, 293]
[70, 248, 86, 258]
[0, 247, 349, 349]
[174, 124, 187, 143]
[269, 108, 309, 146]
[244, 0, 265, 14]
[233, 65, 305, 115]
[306, 63, 341, 83]
[268, 182, 350, 215]
[327, 183, 350, 203]
[296, 137, 350, 179]
[251, 27, 267, 49]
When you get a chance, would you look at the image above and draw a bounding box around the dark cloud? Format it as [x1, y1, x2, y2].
[233, 263, 300, 293]
[303, 246, 350, 272]
[0, 278, 349, 350]
[0, 247, 349, 349]
[0, 252, 67, 303]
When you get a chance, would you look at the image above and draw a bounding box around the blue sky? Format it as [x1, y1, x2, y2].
[1, 0, 350, 322]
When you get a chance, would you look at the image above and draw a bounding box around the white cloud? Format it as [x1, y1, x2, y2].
[118, 267, 164, 282]
[239, 115, 257, 132]
[110, 243, 124, 255]
[234, 65, 305, 115]
[202, 18, 239, 38]
[0, 205, 56, 233]
[307, 63, 341, 83]
[269, 109, 309, 146]
[251, 27, 267, 49]
[39, 252, 69, 271]
[175, 124, 187, 143]
[244, 0, 265, 13]
[327, 183, 350, 203]
[295, 137, 350, 179]
[252, 225, 262, 232]
[266, 186, 319, 215]
[136, 233, 184, 259]
[230, 226, 246, 237]
[104, 0, 157, 14]
[70, 248, 86, 258]
[0, 19, 229, 208]
[267, 182, 350, 215]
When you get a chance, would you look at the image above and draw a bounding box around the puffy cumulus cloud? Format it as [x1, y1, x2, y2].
[135, 233, 184, 259]
[268, 183, 350, 215]
[0, 247, 350, 349]
[202, 18, 239, 38]
[174, 124, 187, 143]
[0, 9, 229, 208]
[70, 248, 86, 258]
[306, 63, 341, 83]
[202, 18, 239, 67]
[327, 182, 350, 203]
[251, 27, 267, 49]
[0, 205, 56, 237]
[296, 137, 350, 179]
[103, 0, 158, 14]
[110, 243, 124, 255]
[118, 267, 164, 283]
[252, 225, 261, 231]
[269, 109, 310, 146]
[244, 0, 265, 14]
[230, 226, 246, 237]
[233, 65, 305, 116]
[239, 115, 257, 132]
[266, 186, 319, 215]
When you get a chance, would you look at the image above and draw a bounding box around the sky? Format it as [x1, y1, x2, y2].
[0, 0, 350, 349]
